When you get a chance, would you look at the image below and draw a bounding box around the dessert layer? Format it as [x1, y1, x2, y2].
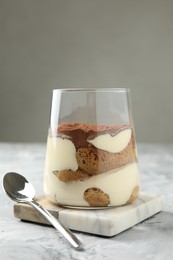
[44, 123, 140, 207]
[55, 123, 132, 149]
[46, 134, 136, 176]
[44, 162, 140, 207]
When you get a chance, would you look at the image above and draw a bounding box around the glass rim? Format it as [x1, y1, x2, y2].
[52, 88, 130, 93]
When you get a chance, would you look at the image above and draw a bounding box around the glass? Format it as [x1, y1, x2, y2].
[44, 88, 140, 208]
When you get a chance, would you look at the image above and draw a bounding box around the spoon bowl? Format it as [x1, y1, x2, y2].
[3, 172, 83, 250]
[3, 172, 35, 202]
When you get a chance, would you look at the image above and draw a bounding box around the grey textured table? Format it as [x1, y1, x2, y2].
[0, 142, 173, 260]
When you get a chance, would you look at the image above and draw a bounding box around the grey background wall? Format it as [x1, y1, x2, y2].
[0, 0, 173, 143]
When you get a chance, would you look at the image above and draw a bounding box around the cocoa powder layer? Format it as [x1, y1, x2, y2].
[51, 123, 132, 149]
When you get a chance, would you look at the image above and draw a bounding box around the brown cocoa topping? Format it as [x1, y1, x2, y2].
[50, 123, 132, 149]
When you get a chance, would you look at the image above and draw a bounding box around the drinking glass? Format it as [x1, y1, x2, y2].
[44, 88, 140, 208]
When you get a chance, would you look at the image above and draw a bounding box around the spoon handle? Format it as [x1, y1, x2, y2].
[28, 200, 83, 250]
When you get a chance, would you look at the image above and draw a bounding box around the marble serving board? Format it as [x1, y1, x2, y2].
[14, 193, 165, 237]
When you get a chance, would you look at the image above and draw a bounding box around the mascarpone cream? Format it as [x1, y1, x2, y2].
[88, 128, 132, 153]
[45, 136, 78, 172]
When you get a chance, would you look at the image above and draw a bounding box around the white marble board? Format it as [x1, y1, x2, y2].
[14, 193, 164, 237]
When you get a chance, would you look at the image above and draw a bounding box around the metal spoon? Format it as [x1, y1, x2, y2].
[3, 172, 83, 250]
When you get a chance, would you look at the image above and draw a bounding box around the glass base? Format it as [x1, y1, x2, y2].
[61, 205, 115, 210]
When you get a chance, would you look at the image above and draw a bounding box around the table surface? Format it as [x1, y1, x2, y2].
[1, 142, 173, 260]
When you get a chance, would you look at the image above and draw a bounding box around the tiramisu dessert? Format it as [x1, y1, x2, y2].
[44, 123, 140, 207]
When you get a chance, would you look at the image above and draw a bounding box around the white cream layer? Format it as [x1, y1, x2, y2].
[45, 136, 78, 172]
[88, 128, 132, 153]
[46, 127, 132, 178]
[44, 162, 140, 207]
